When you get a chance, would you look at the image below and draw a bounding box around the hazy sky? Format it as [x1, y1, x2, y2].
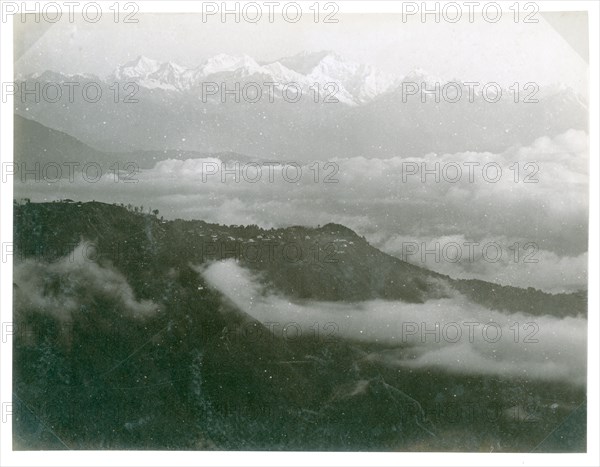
[15, 12, 588, 93]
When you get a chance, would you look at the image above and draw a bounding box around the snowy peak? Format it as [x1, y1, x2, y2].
[99, 52, 567, 105]
[276, 50, 338, 75]
[109, 54, 270, 91]
[28, 52, 585, 106]
[312, 51, 359, 75]
[271, 50, 399, 104]
[273, 50, 368, 83]
[152, 61, 187, 78]
[147, 62, 190, 90]
[113, 55, 161, 80]
[196, 53, 261, 77]
[110, 56, 194, 90]
[260, 61, 305, 83]
[304, 52, 399, 103]
[107, 51, 399, 103]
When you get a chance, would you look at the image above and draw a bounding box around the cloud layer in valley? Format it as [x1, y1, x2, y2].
[199, 260, 587, 386]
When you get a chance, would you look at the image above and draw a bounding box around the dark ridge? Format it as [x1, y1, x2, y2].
[13, 201, 587, 317]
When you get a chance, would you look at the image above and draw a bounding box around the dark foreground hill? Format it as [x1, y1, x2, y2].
[11, 201, 587, 451]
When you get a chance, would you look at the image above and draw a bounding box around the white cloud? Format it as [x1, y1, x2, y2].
[14, 241, 157, 322]
[199, 260, 587, 386]
[378, 233, 588, 293]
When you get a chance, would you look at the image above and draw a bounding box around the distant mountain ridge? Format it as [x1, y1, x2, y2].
[80, 51, 400, 105]
[15, 51, 588, 158]
[14, 114, 110, 168]
[20, 51, 588, 107]
[14, 114, 265, 171]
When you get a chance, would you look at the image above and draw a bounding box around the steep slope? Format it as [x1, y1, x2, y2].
[14, 114, 108, 170]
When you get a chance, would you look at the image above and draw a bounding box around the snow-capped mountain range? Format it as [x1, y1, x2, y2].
[105, 51, 403, 105]
[21, 50, 586, 107]
[16, 50, 587, 158]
